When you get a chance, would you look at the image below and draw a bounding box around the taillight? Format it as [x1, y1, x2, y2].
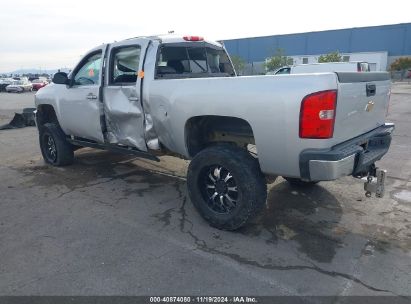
[183, 36, 204, 41]
[299, 90, 337, 139]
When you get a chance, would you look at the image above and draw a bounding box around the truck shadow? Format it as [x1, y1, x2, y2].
[241, 181, 344, 263]
[20, 150, 345, 263]
[17, 149, 176, 196]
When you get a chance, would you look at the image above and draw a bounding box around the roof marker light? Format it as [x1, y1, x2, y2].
[183, 36, 204, 41]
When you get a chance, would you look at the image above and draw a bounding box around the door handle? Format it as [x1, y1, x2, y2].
[128, 97, 139, 102]
[86, 93, 97, 100]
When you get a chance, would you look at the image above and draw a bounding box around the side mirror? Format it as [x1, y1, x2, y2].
[52, 72, 69, 85]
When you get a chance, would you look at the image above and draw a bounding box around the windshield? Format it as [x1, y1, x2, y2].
[156, 43, 235, 79]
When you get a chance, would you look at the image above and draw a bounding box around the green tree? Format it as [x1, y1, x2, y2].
[390, 57, 411, 80]
[230, 55, 246, 75]
[265, 48, 294, 72]
[318, 51, 342, 63]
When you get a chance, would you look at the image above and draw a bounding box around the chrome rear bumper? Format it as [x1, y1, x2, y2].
[309, 154, 356, 181]
[300, 123, 394, 181]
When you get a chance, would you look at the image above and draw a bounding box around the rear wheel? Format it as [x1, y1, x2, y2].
[283, 176, 319, 187]
[187, 145, 267, 230]
[39, 123, 74, 166]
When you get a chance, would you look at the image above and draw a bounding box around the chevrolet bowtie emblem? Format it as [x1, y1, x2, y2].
[365, 100, 375, 112]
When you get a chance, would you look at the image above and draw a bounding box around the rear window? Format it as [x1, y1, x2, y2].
[156, 43, 235, 79]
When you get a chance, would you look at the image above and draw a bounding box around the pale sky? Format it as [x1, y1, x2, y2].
[0, 0, 409, 72]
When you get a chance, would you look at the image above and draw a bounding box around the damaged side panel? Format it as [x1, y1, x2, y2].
[103, 86, 146, 149]
[144, 112, 160, 150]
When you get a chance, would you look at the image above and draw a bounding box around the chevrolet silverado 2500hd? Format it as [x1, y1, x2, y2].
[35, 35, 394, 230]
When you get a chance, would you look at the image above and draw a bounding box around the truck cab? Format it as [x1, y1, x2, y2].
[37, 36, 236, 151]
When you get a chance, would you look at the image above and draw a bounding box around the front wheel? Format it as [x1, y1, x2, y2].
[39, 123, 74, 166]
[187, 145, 267, 230]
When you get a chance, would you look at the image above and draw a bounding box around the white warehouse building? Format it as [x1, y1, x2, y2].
[289, 51, 388, 71]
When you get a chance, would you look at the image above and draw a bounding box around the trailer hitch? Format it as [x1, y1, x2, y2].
[364, 168, 386, 198]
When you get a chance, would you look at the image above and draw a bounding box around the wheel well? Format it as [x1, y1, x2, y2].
[36, 105, 58, 127]
[185, 115, 255, 157]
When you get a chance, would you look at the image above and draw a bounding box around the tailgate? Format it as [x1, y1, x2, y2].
[333, 72, 390, 143]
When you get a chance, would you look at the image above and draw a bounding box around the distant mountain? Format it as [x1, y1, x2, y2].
[2, 68, 71, 75]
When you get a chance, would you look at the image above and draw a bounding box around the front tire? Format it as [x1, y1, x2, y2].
[187, 145, 267, 230]
[39, 123, 74, 166]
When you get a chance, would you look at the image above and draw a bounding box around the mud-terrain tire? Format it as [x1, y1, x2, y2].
[283, 177, 319, 186]
[187, 144, 267, 230]
[39, 123, 74, 166]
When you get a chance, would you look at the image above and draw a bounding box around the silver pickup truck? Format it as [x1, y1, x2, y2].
[35, 35, 394, 230]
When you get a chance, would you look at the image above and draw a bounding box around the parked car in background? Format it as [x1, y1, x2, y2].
[31, 79, 48, 91]
[268, 62, 370, 75]
[0, 78, 15, 92]
[266, 66, 291, 75]
[12, 76, 29, 82]
[6, 80, 33, 93]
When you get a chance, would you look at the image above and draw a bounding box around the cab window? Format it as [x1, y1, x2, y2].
[156, 44, 235, 79]
[110, 46, 141, 84]
[73, 52, 102, 86]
